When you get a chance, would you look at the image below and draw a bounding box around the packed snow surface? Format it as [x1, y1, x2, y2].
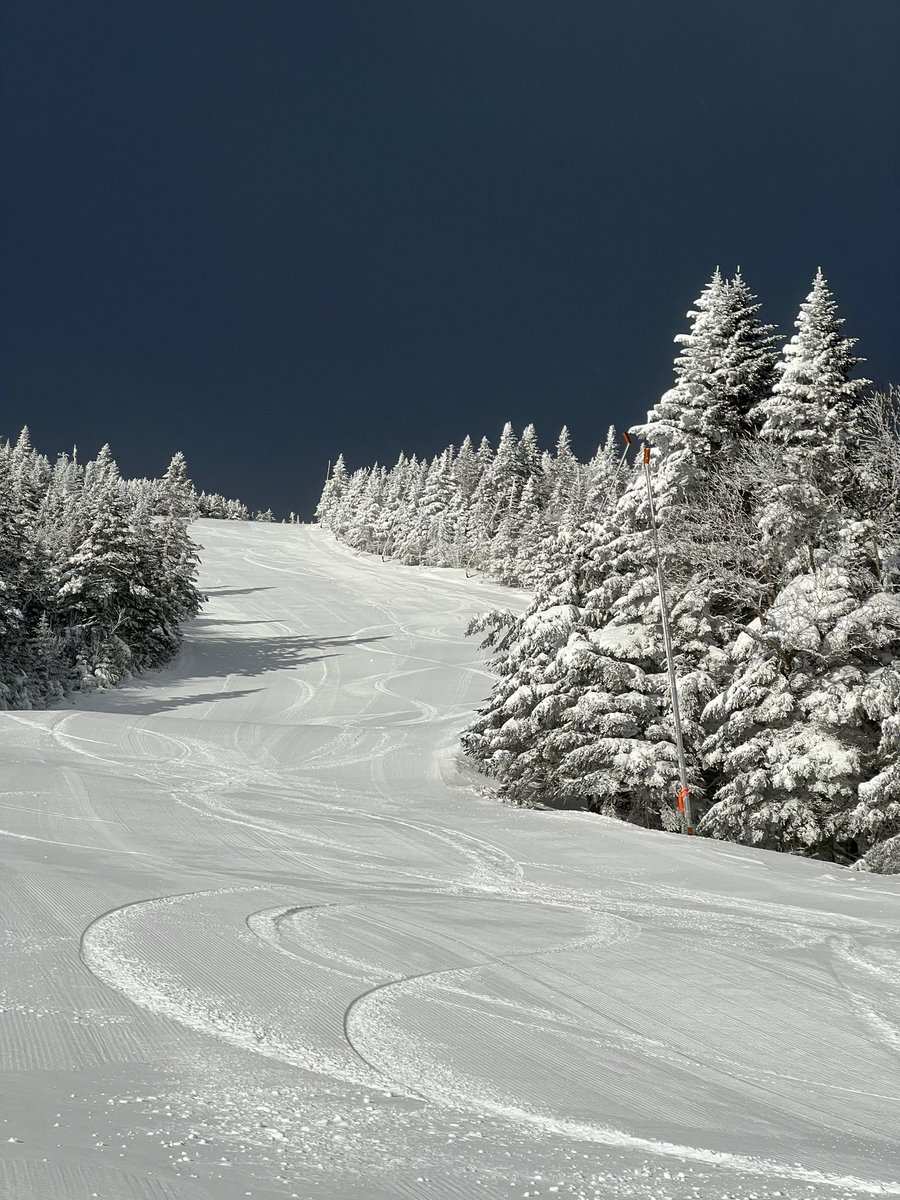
[2, 520, 900, 1200]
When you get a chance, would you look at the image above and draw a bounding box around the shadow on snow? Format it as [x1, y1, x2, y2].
[64, 631, 391, 717]
[177, 627, 391, 681]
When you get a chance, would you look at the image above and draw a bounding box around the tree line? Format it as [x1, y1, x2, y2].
[196, 491, 277, 523]
[315, 422, 621, 585]
[317, 270, 900, 873]
[0, 434, 207, 707]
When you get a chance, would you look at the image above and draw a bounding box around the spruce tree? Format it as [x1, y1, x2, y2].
[699, 273, 882, 858]
[161, 451, 200, 522]
[315, 454, 349, 528]
[464, 271, 780, 825]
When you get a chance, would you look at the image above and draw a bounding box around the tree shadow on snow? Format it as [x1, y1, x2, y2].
[69, 633, 391, 717]
[86, 687, 265, 716]
[203, 585, 277, 598]
[179, 629, 390, 681]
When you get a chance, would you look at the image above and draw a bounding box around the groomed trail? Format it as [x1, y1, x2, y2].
[2, 520, 900, 1200]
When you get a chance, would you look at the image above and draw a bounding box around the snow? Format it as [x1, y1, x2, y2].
[1, 518, 900, 1199]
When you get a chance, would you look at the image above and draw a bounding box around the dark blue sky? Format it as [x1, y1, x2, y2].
[2, 1, 898, 517]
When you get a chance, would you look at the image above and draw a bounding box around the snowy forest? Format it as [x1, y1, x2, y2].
[316, 270, 900, 873]
[0, 435, 207, 707]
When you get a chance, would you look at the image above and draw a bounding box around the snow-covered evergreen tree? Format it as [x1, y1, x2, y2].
[315, 455, 350, 529]
[698, 274, 882, 858]
[756, 270, 868, 472]
[466, 271, 780, 825]
[699, 527, 896, 857]
[0, 431, 206, 705]
[160, 451, 200, 522]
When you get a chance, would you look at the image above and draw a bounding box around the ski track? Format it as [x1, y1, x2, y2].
[2, 520, 900, 1199]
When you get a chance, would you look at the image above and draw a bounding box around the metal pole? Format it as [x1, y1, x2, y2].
[641, 444, 694, 835]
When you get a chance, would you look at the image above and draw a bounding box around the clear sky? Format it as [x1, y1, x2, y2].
[2, 1, 898, 517]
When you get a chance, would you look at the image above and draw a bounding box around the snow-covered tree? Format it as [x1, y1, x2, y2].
[0, 431, 208, 704]
[699, 526, 896, 857]
[153, 452, 197, 521]
[698, 276, 882, 857]
[315, 454, 350, 528]
[469, 271, 780, 825]
[756, 271, 868, 473]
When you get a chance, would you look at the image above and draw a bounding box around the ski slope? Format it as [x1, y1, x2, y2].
[2, 519, 900, 1200]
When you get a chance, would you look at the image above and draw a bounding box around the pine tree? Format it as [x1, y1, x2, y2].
[751, 270, 870, 564]
[545, 426, 579, 521]
[453, 435, 482, 501]
[464, 271, 780, 825]
[161, 451, 199, 522]
[756, 270, 868, 471]
[315, 454, 349, 528]
[416, 448, 459, 565]
[518, 423, 545, 496]
[699, 274, 882, 858]
[56, 465, 145, 684]
[584, 427, 623, 517]
[509, 476, 551, 586]
[10, 428, 52, 514]
[699, 526, 895, 857]
[473, 423, 520, 540]
[633, 270, 779, 512]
